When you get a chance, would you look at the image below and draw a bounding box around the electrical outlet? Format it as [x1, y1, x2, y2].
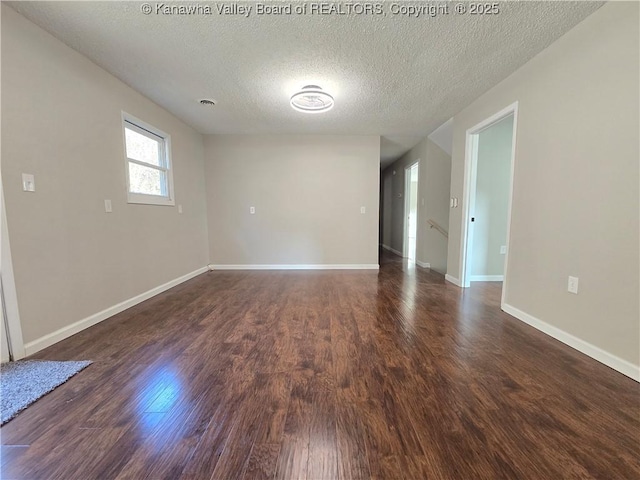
[500, 246, 507, 254]
[568, 276, 579, 294]
[22, 173, 35, 192]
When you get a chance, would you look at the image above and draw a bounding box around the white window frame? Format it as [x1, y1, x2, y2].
[122, 112, 175, 206]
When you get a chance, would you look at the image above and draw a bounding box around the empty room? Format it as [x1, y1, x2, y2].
[1, 1, 638, 479]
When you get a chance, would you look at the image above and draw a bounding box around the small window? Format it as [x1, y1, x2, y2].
[123, 113, 174, 206]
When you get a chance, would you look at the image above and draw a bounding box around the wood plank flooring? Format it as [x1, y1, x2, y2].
[1, 251, 639, 479]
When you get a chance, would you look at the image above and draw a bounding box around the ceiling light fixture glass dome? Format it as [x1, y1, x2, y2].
[290, 85, 334, 113]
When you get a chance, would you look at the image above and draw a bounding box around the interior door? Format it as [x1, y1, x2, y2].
[1, 280, 10, 362]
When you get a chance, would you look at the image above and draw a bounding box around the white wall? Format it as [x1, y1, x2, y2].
[421, 140, 452, 274]
[470, 115, 513, 278]
[381, 137, 451, 273]
[204, 135, 380, 268]
[388, 164, 407, 255]
[447, 2, 639, 372]
[381, 173, 393, 248]
[1, 5, 210, 348]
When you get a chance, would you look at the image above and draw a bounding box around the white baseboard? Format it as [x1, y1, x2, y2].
[23, 266, 209, 356]
[208, 264, 379, 271]
[502, 303, 640, 382]
[416, 261, 431, 269]
[470, 275, 504, 281]
[445, 274, 462, 287]
[381, 244, 404, 257]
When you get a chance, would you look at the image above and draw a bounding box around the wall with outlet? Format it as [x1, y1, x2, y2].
[1, 5, 209, 346]
[446, 2, 639, 370]
[380, 137, 451, 273]
[203, 134, 380, 267]
[470, 115, 513, 280]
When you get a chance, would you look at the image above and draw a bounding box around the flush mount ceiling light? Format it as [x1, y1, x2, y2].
[290, 85, 334, 113]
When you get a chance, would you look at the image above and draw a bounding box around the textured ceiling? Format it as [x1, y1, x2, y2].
[7, 1, 602, 166]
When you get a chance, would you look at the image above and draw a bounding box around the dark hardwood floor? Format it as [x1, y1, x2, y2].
[1, 251, 638, 479]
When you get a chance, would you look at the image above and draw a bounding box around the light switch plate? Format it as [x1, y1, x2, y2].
[568, 276, 579, 294]
[360, 206, 366, 214]
[250, 206, 255, 214]
[104, 199, 112, 213]
[500, 246, 507, 254]
[178, 205, 183, 214]
[22, 173, 35, 192]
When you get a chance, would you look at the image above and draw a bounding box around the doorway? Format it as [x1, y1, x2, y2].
[461, 103, 518, 306]
[1, 280, 10, 362]
[1, 181, 24, 361]
[403, 162, 419, 263]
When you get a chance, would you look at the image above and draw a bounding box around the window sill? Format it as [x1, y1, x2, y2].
[127, 193, 175, 206]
